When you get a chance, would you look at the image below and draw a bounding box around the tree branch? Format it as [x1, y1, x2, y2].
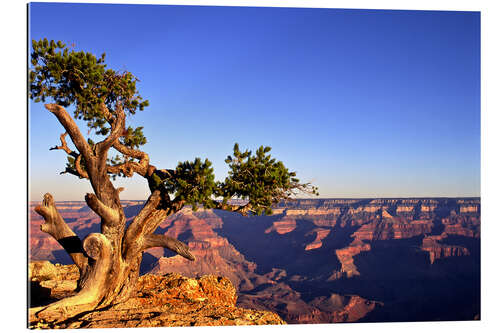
[44, 104, 93, 162]
[84, 193, 120, 226]
[98, 101, 150, 177]
[123, 191, 164, 247]
[212, 200, 255, 217]
[112, 141, 150, 177]
[49, 132, 78, 157]
[142, 234, 195, 261]
[107, 161, 144, 178]
[95, 103, 125, 159]
[75, 154, 89, 179]
[34, 193, 88, 272]
[60, 168, 82, 177]
[122, 191, 187, 261]
[49, 132, 89, 179]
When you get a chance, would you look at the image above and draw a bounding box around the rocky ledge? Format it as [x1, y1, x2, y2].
[29, 261, 286, 329]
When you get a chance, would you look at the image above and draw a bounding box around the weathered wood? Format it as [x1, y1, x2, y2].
[142, 234, 195, 261]
[95, 103, 125, 158]
[34, 193, 88, 273]
[44, 104, 94, 164]
[84, 193, 120, 227]
[30, 233, 112, 322]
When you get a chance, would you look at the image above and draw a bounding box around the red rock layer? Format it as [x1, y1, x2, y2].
[329, 296, 380, 322]
[353, 219, 433, 241]
[421, 234, 470, 264]
[305, 228, 331, 250]
[442, 215, 480, 238]
[264, 219, 297, 234]
[150, 208, 264, 292]
[330, 240, 371, 279]
[28, 198, 479, 325]
[237, 284, 379, 324]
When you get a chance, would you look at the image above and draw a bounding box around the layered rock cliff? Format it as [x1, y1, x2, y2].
[421, 233, 470, 264]
[29, 197, 480, 323]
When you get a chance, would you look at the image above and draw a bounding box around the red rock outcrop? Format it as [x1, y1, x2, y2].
[237, 282, 379, 324]
[421, 234, 471, 264]
[305, 228, 331, 250]
[352, 219, 433, 241]
[29, 262, 285, 329]
[330, 240, 371, 279]
[309, 294, 382, 323]
[418, 199, 439, 219]
[458, 200, 480, 214]
[265, 219, 297, 234]
[442, 214, 480, 238]
[150, 208, 264, 292]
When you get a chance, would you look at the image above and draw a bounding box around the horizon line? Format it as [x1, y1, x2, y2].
[29, 195, 481, 203]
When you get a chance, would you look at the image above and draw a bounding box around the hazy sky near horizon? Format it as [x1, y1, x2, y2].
[29, 3, 480, 201]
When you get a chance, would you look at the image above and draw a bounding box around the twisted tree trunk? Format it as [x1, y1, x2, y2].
[30, 191, 194, 323]
[29, 104, 195, 324]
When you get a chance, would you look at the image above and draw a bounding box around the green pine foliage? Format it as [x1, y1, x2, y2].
[29, 38, 148, 146]
[122, 126, 147, 149]
[160, 144, 318, 215]
[163, 158, 218, 211]
[219, 144, 319, 215]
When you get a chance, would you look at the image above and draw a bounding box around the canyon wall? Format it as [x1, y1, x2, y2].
[29, 197, 480, 323]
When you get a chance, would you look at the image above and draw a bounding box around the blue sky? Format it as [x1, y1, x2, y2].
[28, 3, 480, 200]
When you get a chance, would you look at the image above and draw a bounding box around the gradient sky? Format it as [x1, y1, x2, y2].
[28, 3, 480, 200]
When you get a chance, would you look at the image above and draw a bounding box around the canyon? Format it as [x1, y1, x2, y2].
[29, 198, 480, 324]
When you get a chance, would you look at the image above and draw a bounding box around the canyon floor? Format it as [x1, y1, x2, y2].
[29, 198, 480, 325]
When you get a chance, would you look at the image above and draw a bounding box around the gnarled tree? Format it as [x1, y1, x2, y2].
[29, 39, 318, 323]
